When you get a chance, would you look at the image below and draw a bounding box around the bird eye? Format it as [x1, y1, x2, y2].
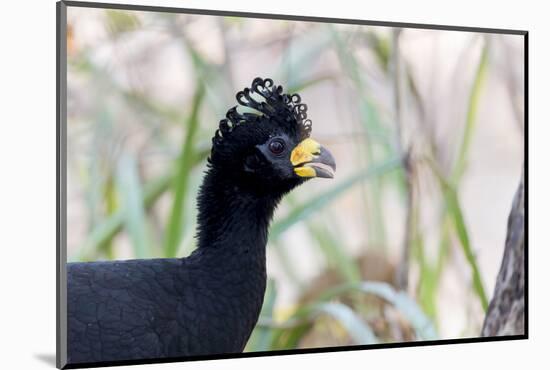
[268, 139, 286, 155]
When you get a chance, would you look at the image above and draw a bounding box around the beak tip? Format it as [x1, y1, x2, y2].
[312, 165, 335, 179]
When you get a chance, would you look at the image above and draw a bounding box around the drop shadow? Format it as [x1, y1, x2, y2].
[34, 353, 56, 367]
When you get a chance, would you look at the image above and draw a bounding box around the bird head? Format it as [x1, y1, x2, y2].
[208, 77, 336, 196]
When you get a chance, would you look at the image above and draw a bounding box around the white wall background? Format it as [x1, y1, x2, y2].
[0, 0, 543, 369]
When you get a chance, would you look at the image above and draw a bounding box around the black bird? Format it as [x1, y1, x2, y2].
[66, 77, 336, 365]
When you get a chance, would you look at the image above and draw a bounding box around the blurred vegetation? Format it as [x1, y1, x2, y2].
[66, 9, 524, 350]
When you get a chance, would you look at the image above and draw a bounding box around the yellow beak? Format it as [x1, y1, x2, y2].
[290, 138, 336, 178]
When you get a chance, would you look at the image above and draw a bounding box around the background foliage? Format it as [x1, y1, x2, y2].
[66, 8, 524, 349]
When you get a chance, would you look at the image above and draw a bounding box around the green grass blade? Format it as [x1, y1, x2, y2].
[270, 320, 312, 350]
[314, 302, 379, 344]
[115, 153, 151, 258]
[414, 215, 452, 323]
[270, 280, 436, 349]
[100, 174, 117, 259]
[320, 282, 438, 340]
[329, 26, 394, 248]
[287, 75, 335, 95]
[246, 279, 278, 352]
[72, 175, 170, 261]
[309, 219, 361, 283]
[365, 30, 391, 71]
[71, 147, 211, 262]
[452, 41, 489, 184]
[275, 195, 360, 285]
[270, 158, 401, 239]
[446, 188, 489, 311]
[104, 9, 140, 36]
[276, 27, 333, 83]
[163, 85, 206, 258]
[413, 40, 490, 324]
[70, 53, 188, 131]
[429, 162, 489, 311]
[358, 282, 437, 340]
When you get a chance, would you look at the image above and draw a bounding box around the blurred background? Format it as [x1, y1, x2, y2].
[66, 8, 524, 350]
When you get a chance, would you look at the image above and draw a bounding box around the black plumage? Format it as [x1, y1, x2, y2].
[67, 77, 336, 365]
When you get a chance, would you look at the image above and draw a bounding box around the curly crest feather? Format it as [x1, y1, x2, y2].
[212, 77, 312, 151]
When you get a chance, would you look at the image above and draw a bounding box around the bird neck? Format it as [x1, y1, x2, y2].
[195, 167, 281, 254]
